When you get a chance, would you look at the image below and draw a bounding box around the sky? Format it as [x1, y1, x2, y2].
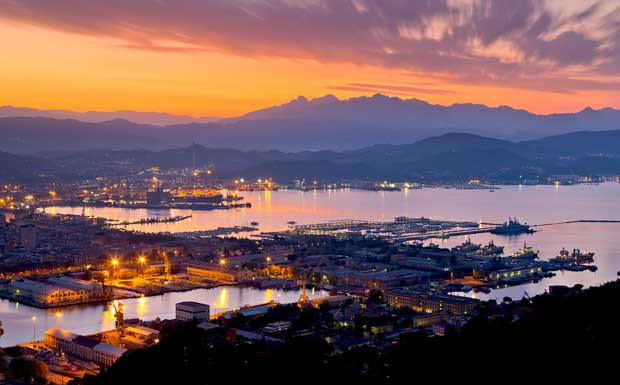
[0, 0, 619, 117]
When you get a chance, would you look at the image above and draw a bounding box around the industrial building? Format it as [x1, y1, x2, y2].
[44, 328, 126, 367]
[176, 301, 210, 321]
[384, 290, 479, 315]
[5, 276, 109, 307]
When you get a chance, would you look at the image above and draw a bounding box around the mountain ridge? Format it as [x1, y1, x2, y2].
[1, 94, 619, 153]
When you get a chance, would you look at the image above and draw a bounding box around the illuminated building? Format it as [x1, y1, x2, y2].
[7, 276, 109, 307]
[185, 262, 253, 282]
[44, 328, 126, 367]
[385, 290, 478, 315]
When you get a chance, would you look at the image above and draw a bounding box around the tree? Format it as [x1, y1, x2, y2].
[367, 289, 384, 304]
[9, 357, 49, 384]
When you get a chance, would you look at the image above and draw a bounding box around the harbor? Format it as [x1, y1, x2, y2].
[0, 285, 327, 347]
[4, 184, 620, 346]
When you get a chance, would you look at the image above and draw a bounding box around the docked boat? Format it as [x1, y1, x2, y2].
[491, 218, 535, 235]
[452, 238, 481, 254]
[548, 248, 595, 265]
[473, 286, 491, 294]
[511, 242, 539, 259]
[564, 264, 588, 272]
[476, 240, 504, 256]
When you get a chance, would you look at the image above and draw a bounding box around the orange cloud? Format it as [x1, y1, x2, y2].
[0, 0, 618, 116]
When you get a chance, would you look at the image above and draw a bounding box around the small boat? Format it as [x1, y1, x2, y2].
[287, 221, 296, 225]
[250, 221, 259, 226]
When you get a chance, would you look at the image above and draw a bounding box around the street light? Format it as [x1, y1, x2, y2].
[138, 256, 146, 277]
[111, 258, 119, 283]
[31, 316, 37, 344]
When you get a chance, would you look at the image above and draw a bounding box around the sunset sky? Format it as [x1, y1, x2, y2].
[1, 0, 619, 117]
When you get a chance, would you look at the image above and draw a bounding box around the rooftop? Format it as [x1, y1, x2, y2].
[176, 301, 210, 311]
[93, 342, 127, 357]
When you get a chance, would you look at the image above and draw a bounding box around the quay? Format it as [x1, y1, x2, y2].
[108, 215, 192, 227]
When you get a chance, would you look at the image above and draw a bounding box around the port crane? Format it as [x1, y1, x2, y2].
[162, 251, 171, 281]
[111, 300, 124, 336]
[297, 256, 327, 305]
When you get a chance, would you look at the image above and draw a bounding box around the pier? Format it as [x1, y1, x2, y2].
[108, 215, 192, 227]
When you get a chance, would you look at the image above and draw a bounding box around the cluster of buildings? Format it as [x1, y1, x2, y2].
[44, 328, 127, 367]
[0, 212, 109, 272]
[2, 275, 112, 307]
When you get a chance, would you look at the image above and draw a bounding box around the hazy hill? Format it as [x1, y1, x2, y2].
[0, 106, 218, 125]
[3, 130, 618, 183]
[524, 130, 620, 156]
[1, 95, 619, 152]
[0, 150, 59, 181]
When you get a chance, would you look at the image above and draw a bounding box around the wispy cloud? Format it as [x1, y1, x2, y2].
[0, 0, 618, 92]
[329, 83, 455, 96]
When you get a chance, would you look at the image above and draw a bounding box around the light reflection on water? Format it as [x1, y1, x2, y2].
[48, 183, 620, 233]
[0, 286, 326, 347]
[11, 184, 620, 345]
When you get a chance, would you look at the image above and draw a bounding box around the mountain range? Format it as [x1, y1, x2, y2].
[0, 106, 218, 126]
[1, 94, 619, 153]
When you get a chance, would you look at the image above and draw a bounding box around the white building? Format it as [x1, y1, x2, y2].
[44, 328, 126, 367]
[176, 301, 210, 321]
[8, 276, 108, 306]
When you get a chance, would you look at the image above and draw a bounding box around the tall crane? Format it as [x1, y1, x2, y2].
[297, 256, 327, 305]
[162, 251, 171, 281]
[111, 300, 124, 336]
